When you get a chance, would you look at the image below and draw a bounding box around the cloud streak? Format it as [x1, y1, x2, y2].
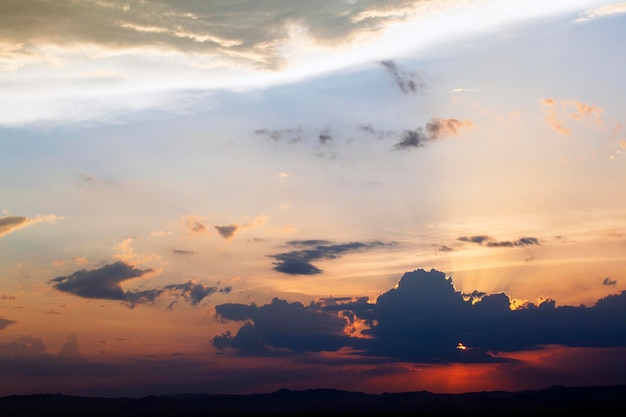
[457, 235, 540, 248]
[0, 214, 62, 238]
[269, 240, 390, 275]
[394, 118, 474, 149]
[380, 60, 426, 94]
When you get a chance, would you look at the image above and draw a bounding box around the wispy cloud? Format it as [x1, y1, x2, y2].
[394, 118, 474, 149]
[576, 2, 626, 22]
[0, 214, 63, 238]
[215, 215, 268, 240]
[380, 60, 426, 95]
[269, 240, 390, 275]
[457, 235, 540, 248]
[541, 98, 604, 136]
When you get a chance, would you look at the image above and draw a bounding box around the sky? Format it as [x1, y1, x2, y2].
[1, 0, 626, 397]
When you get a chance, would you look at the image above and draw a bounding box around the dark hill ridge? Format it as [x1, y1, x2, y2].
[1, 385, 625, 416]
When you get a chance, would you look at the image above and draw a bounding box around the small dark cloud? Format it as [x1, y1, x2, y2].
[394, 118, 474, 150]
[172, 249, 197, 255]
[380, 60, 425, 95]
[50, 262, 225, 309]
[269, 240, 389, 275]
[215, 224, 239, 239]
[0, 317, 16, 330]
[458, 235, 492, 244]
[358, 124, 396, 139]
[0, 293, 16, 301]
[163, 281, 217, 307]
[437, 245, 454, 252]
[319, 130, 333, 144]
[458, 235, 540, 248]
[603, 277, 617, 286]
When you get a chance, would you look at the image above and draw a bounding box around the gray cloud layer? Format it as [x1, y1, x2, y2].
[214, 269, 626, 363]
[0, 216, 29, 238]
[269, 240, 390, 275]
[50, 261, 227, 308]
[0, 0, 428, 69]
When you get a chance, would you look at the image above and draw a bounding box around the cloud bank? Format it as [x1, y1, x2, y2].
[214, 269, 626, 363]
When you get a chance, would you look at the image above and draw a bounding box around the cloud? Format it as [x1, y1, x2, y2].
[358, 124, 396, 139]
[457, 235, 540, 248]
[185, 215, 210, 235]
[0, 294, 16, 301]
[214, 216, 268, 240]
[319, 130, 333, 144]
[213, 298, 356, 355]
[58, 332, 81, 358]
[541, 98, 604, 136]
[0, 317, 16, 330]
[380, 60, 426, 94]
[214, 269, 626, 363]
[49, 261, 224, 308]
[394, 118, 474, 149]
[603, 277, 617, 286]
[269, 240, 390, 275]
[0, 214, 62, 238]
[0, 335, 47, 356]
[576, 2, 626, 22]
[172, 249, 197, 256]
[215, 224, 239, 239]
[0, 0, 426, 71]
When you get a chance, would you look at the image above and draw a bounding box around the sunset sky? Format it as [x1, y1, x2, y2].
[1, 0, 626, 397]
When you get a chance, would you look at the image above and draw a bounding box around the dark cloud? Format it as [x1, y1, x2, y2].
[394, 118, 474, 149]
[0, 317, 16, 330]
[50, 262, 224, 308]
[215, 224, 239, 239]
[269, 240, 389, 275]
[172, 249, 197, 255]
[458, 235, 491, 244]
[0, 294, 16, 301]
[215, 269, 626, 363]
[318, 130, 333, 144]
[380, 60, 426, 94]
[437, 245, 454, 252]
[213, 298, 356, 355]
[50, 261, 151, 301]
[458, 235, 540, 248]
[603, 277, 617, 286]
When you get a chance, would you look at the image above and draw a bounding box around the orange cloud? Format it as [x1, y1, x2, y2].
[541, 98, 604, 136]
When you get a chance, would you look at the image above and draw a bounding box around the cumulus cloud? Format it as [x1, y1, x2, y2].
[458, 235, 540, 248]
[49, 261, 224, 308]
[269, 240, 390, 275]
[214, 269, 626, 363]
[576, 2, 626, 22]
[0, 214, 63, 238]
[380, 60, 426, 94]
[541, 98, 604, 136]
[394, 118, 474, 149]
